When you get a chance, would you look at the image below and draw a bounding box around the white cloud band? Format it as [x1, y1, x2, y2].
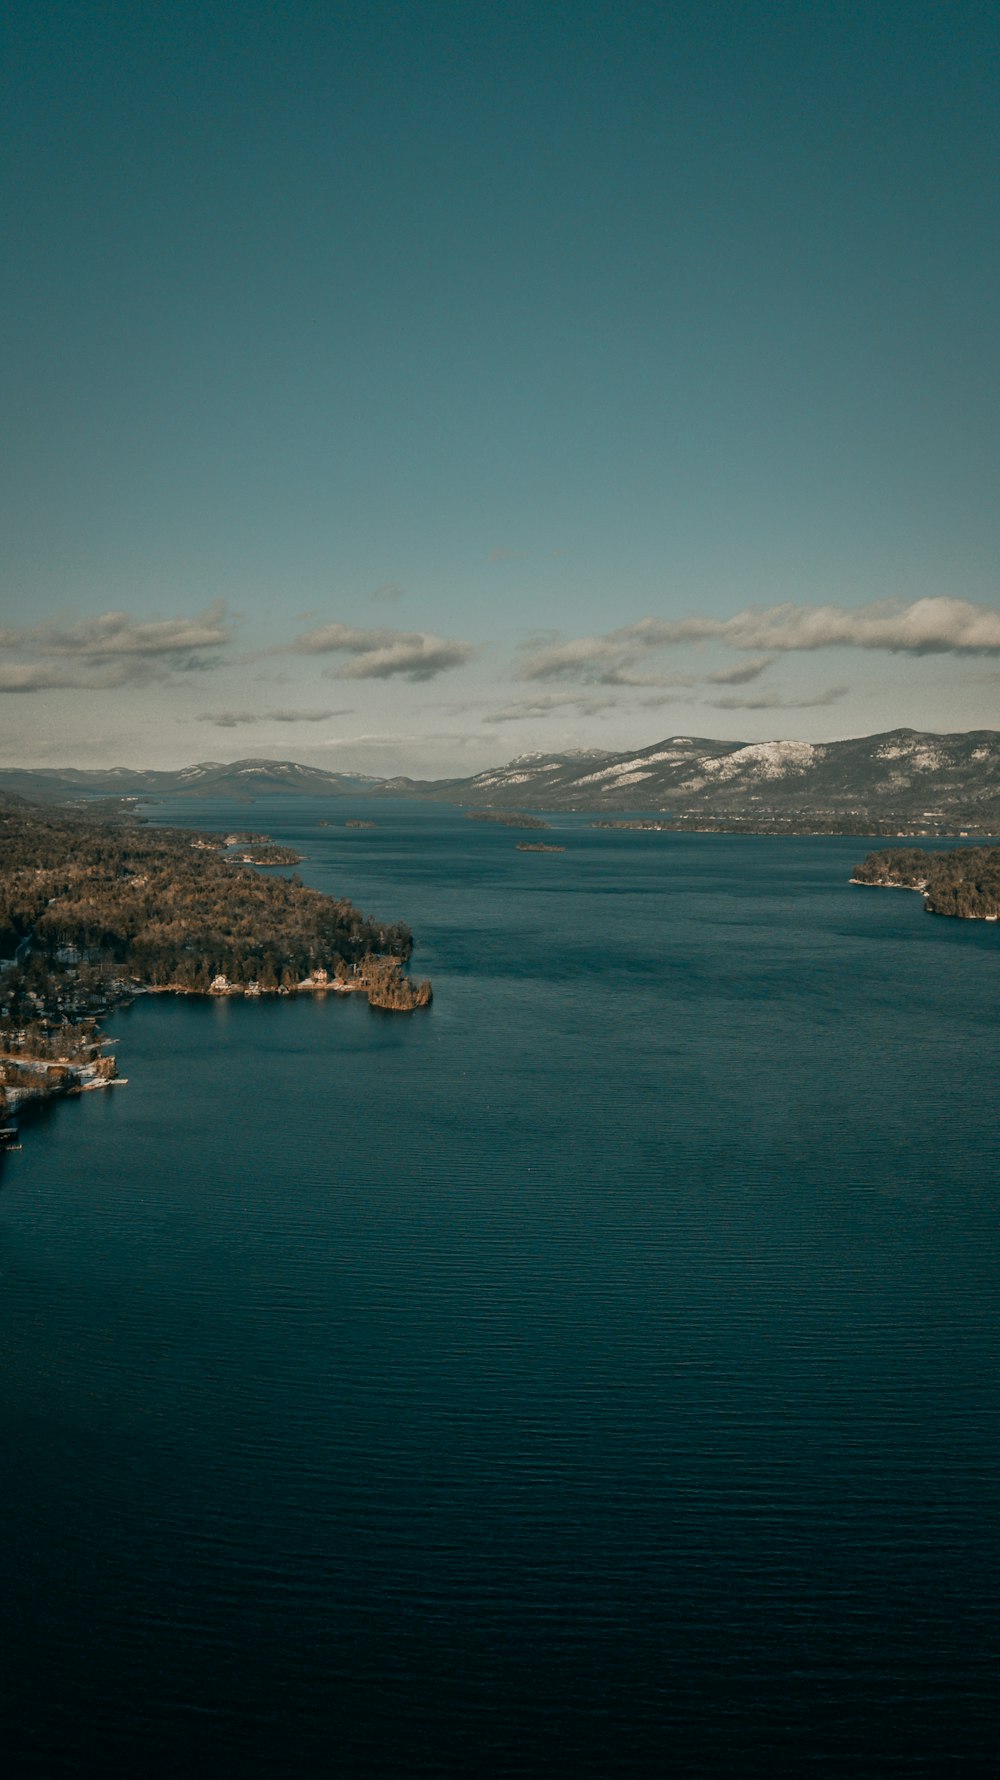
[294, 622, 474, 681]
[519, 598, 1000, 682]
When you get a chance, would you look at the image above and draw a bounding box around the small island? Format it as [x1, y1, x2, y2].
[516, 841, 565, 852]
[466, 811, 550, 830]
[345, 819, 376, 829]
[851, 846, 1000, 920]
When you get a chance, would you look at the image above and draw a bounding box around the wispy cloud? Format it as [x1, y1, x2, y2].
[317, 729, 482, 753]
[0, 661, 164, 693]
[481, 692, 620, 724]
[333, 637, 472, 681]
[594, 667, 691, 689]
[197, 708, 350, 728]
[518, 598, 1000, 684]
[617, 599, 1000, 654]
[0, 603, 236, 695]
[706, 686, 848, 711]
[518, 636, 622, 681]
[705, 656, 774, 685]
[24, 601, 233, 659]
[515, 637, 704, 687]
[758, 597, 1000, 652]
[370, 582, 403, 602]
[294, 621, 474, 681]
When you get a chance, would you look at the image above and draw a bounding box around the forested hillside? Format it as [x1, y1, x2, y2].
[0, 807, 412, 990]
[852, 846, 1000, 919]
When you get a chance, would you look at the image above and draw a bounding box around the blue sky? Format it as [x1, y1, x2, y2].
[2, 0, 998, 774]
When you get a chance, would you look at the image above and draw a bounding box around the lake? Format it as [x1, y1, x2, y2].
[2, 801, 997, 1775]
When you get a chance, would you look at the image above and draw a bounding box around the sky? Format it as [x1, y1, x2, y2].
[2, 0, 998, 777]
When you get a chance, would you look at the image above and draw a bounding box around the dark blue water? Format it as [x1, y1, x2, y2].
[2, 802, 998, 1776]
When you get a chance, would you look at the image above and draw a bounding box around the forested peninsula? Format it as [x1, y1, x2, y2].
[0, 803, 431, 1147]
[851, 846, 1000, 920]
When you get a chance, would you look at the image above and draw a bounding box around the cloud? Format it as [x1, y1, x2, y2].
[335, 638, 473, 681]
[636, 691, 698, 708]
[28, 601, 233, 659]
[609, 616, 721, 648]
[516, 635, 710, 686]
[481, 692, 620, 724]
[0, 660, 163, 693]
[370, 582, 403, 602]
[713, 598, 1000, 654]
[197, 708, 350, 728]
[294, 621, 474, 681]
[317, 729, 482, 752]
[0, 602, 236, 694]
[598, 666, 701, 688]
[518, 598, 1000, 684]
[517, 635, 623, 681]
[705, 656, 773, 685]
[706, 686, 848, 711]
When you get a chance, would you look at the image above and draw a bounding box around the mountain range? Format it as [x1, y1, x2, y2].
[1, 731, 999, 828]
[0, 759, 377, 802]
[385, 729, 1000, 824]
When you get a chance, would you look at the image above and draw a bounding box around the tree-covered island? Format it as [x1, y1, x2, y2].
[466, 810, 549, 829]
[0, 802, 431, 1148]
[851, 846, 1000, 919]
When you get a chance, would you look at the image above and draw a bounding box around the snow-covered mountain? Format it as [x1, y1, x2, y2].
[3, 732, 999, 825]
[381, 730, 1000, 823]
[0, 758, 381, 802]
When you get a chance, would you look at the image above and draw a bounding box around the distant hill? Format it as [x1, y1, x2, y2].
[376, 730, 1000, 828]
[3, 732, 999, 828]
[0, 758, 380, 803]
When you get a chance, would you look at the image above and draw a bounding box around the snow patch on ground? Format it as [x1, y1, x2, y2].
[573, 759, 649, 785]
[875, 740, 949, 771]
[600, 769, 653, 787]
[634, 748, 704, 767]
[694, 740, 820, 782]
[472, 771, 538, 787]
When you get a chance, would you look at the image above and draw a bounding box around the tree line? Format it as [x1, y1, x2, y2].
[852, 847, 1000, 919]
[0, 807, 414, 989]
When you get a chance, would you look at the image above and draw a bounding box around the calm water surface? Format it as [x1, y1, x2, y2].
[2, 802, 998, 1775]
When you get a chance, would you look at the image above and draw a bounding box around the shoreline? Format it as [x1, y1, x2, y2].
[0, 800, 433, 1166]
[848, 877, 927, 891]
[850, 855, 1000, 921]
[1, 968, 432, 1163]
